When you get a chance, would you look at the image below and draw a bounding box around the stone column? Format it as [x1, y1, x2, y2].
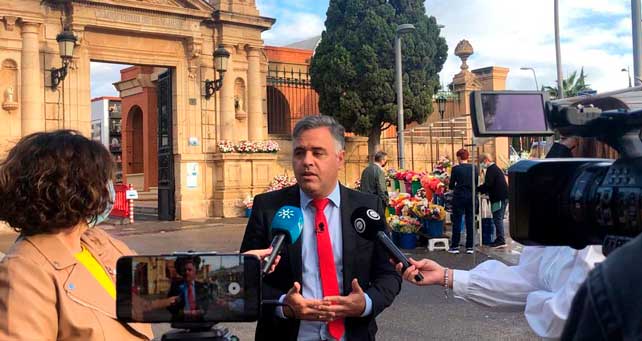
[219, 45, 235, 141]
[247, 47, 262, 140]
[20, 21, 43, 135]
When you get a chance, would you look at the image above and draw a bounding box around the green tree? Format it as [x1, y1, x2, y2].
[543, 67, 592, 98]
[310, 0, 447, 160]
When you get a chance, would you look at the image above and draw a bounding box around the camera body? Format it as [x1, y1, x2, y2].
[470, 90, 642, 250]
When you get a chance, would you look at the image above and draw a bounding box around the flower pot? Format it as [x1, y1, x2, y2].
[411, 180, 422, 195]
[245, 208, 252, 218]
[387, 206, 395, 216]
[398, 232, 417, 249]
[404, 180, 413, 194]
[393, 179, 401, 191]
[422, 219, 444, 238]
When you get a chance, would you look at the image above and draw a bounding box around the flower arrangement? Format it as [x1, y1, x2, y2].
[217, 140, 235, 153]
[242, 195, 254, 209]
[387, 168, 398, 180]
[424, 204, 447, 221]
[433, 156, 452, 176]
[388, 215, 421, 234]
[217, 140, 281, 153]
[266, 174, 297, 192]
[420, 174, 446, 200]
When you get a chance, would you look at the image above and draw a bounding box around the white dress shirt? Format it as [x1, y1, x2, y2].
[453, 245, 604, 339]
[277, 182, 373, 341]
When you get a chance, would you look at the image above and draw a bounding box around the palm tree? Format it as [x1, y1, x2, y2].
[543, 67, 592, 98]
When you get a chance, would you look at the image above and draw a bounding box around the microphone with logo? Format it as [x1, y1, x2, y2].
[351, 206, 424, 282]
[261, 205, 304, 275]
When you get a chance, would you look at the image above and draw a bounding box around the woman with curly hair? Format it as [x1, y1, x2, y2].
[0, 130, 155, 340]
[0, 130, 280, 340]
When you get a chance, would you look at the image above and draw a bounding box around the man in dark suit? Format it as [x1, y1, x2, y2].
[167, 257, 211, 321]
[240, 115, 401, 341]
[359, 151, 389, 209]
[477, 153, 509, 248]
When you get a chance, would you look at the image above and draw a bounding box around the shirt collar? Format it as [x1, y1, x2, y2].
[300, 182, 341, 209]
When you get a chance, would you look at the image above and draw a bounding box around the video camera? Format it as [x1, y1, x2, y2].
[470, 89, 642, 253]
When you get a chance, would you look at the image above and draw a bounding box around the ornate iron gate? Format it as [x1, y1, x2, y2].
[266, 66, 319, 134]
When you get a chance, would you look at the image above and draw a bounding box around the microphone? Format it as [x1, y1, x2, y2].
[351, 207, 424, 283]
[262, 205, 304, 275]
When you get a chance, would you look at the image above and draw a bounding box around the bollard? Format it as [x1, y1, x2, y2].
[128, 183, 135, 224]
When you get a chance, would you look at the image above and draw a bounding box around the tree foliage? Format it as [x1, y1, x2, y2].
[310, 0, 447, 155]
[543, 67, 592, 98]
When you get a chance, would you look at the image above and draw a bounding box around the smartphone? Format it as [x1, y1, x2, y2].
[116, 253, 261, 323]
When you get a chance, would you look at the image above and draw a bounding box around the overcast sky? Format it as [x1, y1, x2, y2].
[91, 0, 635, 98]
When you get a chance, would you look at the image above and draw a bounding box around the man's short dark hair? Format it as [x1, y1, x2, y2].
[374, 151, 387, 163]
[0, 130, 114, 235]
[292, 115, 345, 151]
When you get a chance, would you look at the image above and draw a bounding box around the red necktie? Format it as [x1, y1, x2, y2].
[187, 283, 196, 311]
[312, 198, 345, 340]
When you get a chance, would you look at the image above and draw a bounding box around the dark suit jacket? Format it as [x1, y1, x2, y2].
[167, 280, 211, 321]
[359, 163, 389, 208]
[240, 184, 402, 341]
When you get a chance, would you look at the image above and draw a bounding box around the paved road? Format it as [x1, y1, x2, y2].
[0, 220, 537, 340]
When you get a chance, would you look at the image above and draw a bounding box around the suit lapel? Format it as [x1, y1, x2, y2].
[340, 185, 357, 295]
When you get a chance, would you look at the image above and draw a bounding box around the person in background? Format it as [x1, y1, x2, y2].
[359, 151, 390, 209]
[394, 136, 607, 339]
[477, 153, 509, 248]
[448, 149, 479, 254]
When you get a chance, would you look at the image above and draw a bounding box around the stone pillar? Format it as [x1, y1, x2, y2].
[220, 45, 235, 141]
[247, 47, 262, 140]
[20, 21, 43, 135]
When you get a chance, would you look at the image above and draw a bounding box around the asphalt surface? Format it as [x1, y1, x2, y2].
[0, 219, 537, 340]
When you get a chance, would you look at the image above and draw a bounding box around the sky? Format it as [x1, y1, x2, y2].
[91, 0, 635, 97]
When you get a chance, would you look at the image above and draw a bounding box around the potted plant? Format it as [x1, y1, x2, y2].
[388, 215, 421, 249]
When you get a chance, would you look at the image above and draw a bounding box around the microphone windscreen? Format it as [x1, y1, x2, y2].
[350, 206, 384, 241]
[270, 206, 304, 244]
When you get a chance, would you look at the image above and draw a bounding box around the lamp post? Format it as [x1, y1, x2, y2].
[395, 23, 415, 169]
[520, 67, 539, 90]
[204, 46, 231, 99]
[554, 0, 565, 98]
[450, 118, 455, 160]
[633, 0, 642, 86]
[429, 123, 434, 172]
[51, 29, 77, 89]
[622, 67, 632, 87]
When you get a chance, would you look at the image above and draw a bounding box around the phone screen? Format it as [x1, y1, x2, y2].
[116, 253, 260, 323]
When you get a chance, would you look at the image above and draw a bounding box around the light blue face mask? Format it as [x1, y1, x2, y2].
[88, 181, 115, 227]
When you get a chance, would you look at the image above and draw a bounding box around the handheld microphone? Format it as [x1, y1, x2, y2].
[262, 206, 304, 275]
[351, 207, 424, 283]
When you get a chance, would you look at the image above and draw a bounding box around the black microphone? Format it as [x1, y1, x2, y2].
[351, 207, 424, 283]
[262, 206, 304, 275]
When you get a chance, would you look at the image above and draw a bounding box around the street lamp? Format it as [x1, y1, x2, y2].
[436, 95, 447, 120]
[204, 46, 231, 99]
[51, 29, 77, 89]
[622, 67, 632, 87]
[395, 23, 415, 169]
[520, 67, 539, 90]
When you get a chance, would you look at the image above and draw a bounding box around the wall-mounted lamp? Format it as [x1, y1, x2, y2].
[204, 46, 231, 99]
[51, 30, 77, 89]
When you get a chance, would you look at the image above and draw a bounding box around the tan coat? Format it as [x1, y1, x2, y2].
[0, 228, 154, 340]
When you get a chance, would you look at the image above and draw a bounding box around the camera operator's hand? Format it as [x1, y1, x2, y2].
[318, 279, 366, 318]
[243, 247, 281, 274]
[283, 282, 333, 321]
[393, 257, 451, 287]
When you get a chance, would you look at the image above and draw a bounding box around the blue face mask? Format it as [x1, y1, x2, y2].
[88, 181, 115, 227]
